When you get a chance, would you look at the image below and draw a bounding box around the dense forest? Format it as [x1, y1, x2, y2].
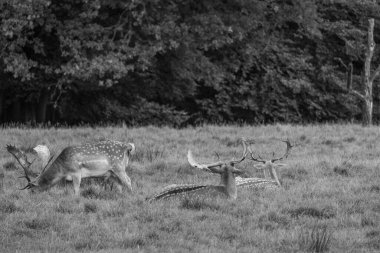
[1, 0, 380, 126]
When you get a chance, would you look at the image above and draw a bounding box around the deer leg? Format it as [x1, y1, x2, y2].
[112, 167, 132, 193]
[263, 169, 268, 179]
[269, 166, 281, 186]
[71, 173, 82, 196]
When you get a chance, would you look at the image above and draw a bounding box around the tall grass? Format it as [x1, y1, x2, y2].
[0, 124, 379, 252]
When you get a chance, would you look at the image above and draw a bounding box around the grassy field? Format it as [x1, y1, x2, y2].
[0, 124, 379, 252]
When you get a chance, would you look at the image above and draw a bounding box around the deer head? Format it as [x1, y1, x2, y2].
[187, 138, 249, 199]
[7, 144, 55, 190]
[243, 138, 295, 186]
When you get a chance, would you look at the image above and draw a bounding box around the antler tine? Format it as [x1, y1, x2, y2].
[244, 139, 266, 164]
[229, 138, 249, 165]
[271, 138, 294, 163]
[187, 150, 224, 174]
[6, 144, 33, 183]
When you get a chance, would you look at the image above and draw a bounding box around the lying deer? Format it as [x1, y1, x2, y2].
[236, 139, 295, 187]
[6, 140, 135, 196]
[147, 138, 277, 201]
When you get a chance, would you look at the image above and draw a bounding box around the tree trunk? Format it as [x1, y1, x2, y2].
[362, 19, 375, 126]
[37, 88, 49, 123]
[0, 169, 4, 194]
[0, 93, 3, 122]
[363, 97, 373, 125]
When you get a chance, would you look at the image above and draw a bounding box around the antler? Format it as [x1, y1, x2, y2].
[6, 144, 35, 189]
[187, 138, 249, 173]
[245, 138, 294, 164]
[244, 139, 266, 163]
[270, 139, 294, 163]
[187, 150, 224, 173]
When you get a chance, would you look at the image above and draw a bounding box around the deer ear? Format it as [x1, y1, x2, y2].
[127, 143, 135, 155]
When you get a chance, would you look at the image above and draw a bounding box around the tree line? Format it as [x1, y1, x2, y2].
[1, 0, 380, 126]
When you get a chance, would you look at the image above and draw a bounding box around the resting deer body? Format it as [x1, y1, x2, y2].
[7, 140, 135, 196]
[148, 138, 277, 201]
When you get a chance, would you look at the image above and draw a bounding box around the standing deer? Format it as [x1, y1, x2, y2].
[147, 138, 277, 201]
[236, 139, 295, 187]
[7, 140, 135, 196]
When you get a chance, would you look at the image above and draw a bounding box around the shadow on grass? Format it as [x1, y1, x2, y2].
[180, 196, 221, 211]
[258, 211, 290, 231]
[81, 186, 119, 200]
[287, 206, 336, 219]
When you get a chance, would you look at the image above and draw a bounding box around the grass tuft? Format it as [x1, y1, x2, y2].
[258, 211, 290, 231]
[180, 196, 221, 211]
[288, 206, 336, 219]
[369, 185, 380, 193]
[23, 218, 52, 230]
[81, 186, 118, 200]
[298, 224, 332, 252]
[120, 236, 145, 249]
[333, 163, 350, 177]
[361, 212, 379, 227]
[3, 161, 18, 171]
[84, 202, 98, 213]
[0, 199, 22, 213]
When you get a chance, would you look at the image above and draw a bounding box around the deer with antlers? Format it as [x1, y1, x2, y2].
[147, 138, 278, 201]
[6, 140, 135, 196]
[236, 139, 295, 187]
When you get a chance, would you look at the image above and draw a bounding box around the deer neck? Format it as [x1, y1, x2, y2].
[220, 166, 237, 199]
[267, 164, 281, 186]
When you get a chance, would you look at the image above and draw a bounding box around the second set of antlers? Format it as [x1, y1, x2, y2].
[148, 137, 296, 201]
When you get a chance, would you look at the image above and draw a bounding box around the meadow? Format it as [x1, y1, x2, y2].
[0, 124, 379, 252]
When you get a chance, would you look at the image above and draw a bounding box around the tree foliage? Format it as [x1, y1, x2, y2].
[1, 0, 380, 125]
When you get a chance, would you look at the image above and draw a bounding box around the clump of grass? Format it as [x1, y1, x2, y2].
[282, 166, 308, 181]
[11, 229, 35, 238]
[180, 197, 220, 211]
[365, 234, 380, 250]
[0, 199, 22, 213]
[333, 161, 351, 177]
[176, 163, 196, 175]
[84, 202, 98, 213]
[144, 147, 166, 162]
[218, 137, 240, 147]
[361, 212, 379, 227]
[81, 186, 118, 200]
[347, 199, 365, 214]
[74, 240, 107, 251]
[81, 187, 99, 199]
[366, 230, 380, 238]
[3, 161, 17, 171]
[288, 206, 336, 219]
[321, 139, 341, 147]
[101, 201, 129, 217]
[343, 136, 356, 143]
[258, 211, 290, 231]
[120, 236, 145, 249]
[24, 218, 52, 230]
[369, 185, 380, 193]
[56, 203, 74, 214]
[146, 160, 168, 172]
[298, 224, 333, 252]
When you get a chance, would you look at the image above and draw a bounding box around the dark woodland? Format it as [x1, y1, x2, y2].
[1, 0, 380, 126]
